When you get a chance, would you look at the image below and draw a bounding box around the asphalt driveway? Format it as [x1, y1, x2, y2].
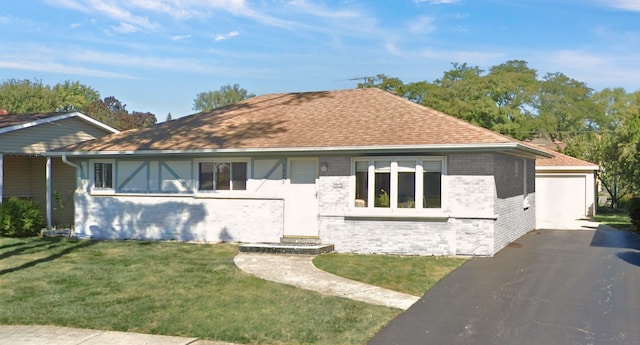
[369, 226, 640, 345]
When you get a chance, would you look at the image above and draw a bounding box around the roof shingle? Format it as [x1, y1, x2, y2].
[60, 88, 541, 153]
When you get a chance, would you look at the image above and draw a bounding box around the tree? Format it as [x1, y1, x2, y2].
[534, 72, 598, 141]
[83, 96, 157, 130]
[565, 89, 640, 207]
[0, 79, 56, 113]
[485, 60, 539, 139]
[0, 79, 100, 114]
[52, 80, 100, 111]
[166, 112, 173, 122]
[193, 84, 255, 112]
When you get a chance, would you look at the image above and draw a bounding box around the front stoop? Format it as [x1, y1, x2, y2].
[238, 242, 335, 255]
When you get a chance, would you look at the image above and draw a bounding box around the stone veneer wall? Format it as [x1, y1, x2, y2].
[318, 154, 513, 256]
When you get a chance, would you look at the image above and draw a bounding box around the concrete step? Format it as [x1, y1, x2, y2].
[238, 242, 334, 255]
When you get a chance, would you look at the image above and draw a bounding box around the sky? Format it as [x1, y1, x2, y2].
[1, 0, 639, 120]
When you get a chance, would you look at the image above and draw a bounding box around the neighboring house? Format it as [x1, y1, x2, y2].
[48, 89, 553, 256]
[534, 146, 599, 229]
[0, 111, 119, 228]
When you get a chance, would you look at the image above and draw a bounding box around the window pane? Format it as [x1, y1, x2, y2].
[423, 171, 442, 208]
[104, 163, 113, 189]
[94, 163, 112, 188]
[375, 172, 390, 208]
[398, 171, 416, 208]
[231, 162, 247, 190]
[199, 163, 214, 191]
[94, 163, 103, 188]
[215, 162, 231, 190]
[355, 161, 368, 207]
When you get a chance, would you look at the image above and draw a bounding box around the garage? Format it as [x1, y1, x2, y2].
[535, 148, 599, 230]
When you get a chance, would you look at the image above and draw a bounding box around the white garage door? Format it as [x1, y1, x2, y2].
[536, 175, 586, 229]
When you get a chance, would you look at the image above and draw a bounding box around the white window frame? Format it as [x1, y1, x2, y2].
[351, 156, 447, 214]
[195, 159, 250, 194]
[90, 159, 115, 195]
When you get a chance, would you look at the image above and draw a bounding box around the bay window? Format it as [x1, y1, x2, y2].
[354, 157, 444, 210]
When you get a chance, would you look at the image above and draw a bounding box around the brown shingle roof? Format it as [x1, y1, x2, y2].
[0, 112, 68, 130]
[534, 145, 598, 168]
[60, 88, 542, 153]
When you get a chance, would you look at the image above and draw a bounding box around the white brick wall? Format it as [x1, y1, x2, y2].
[74, 192, 283, 243]
[73, 153, 536, 256]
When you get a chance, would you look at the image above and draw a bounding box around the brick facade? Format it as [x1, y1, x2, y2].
[74, 152, 535, 256]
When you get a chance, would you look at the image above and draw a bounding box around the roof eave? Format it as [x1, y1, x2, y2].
[536, 165, 600, 172]
[46, 142, 552, 158]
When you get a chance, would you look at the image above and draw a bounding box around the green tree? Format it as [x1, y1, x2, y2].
[83, 96, 157, 131]
[0, 79, 56, 113]
[534, 72, 598, 141]
[485, 60, 539, 139]
[565, 89, 640, 207]
[52, 80, 100, 111]
[193, 84, 255, 112]
[166, 112, 173, 122]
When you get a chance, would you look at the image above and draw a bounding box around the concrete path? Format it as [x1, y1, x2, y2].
[0, 325, 201, 345]
[369, 226, 640, 345]
[233, 252, 420, 310]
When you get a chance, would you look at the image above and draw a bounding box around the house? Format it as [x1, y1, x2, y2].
[0, 111, 119, 228]
[534, 146, 599, 229]
[48, 89, 553, 256]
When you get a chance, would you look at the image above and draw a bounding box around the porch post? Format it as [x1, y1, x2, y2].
[0, 153, 3, 203]
[46, 156, 52, 229]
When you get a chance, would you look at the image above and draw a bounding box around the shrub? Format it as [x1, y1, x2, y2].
[0, 197, 44, 237]
[629, 197, 640, 231]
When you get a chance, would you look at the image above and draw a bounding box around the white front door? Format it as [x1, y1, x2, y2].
[284, 158, 319, 238]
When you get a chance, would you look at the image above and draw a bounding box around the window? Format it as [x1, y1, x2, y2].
[93, 162, 113, 189]
[354, 158, 444, 210]
[198, 161, 247, 191]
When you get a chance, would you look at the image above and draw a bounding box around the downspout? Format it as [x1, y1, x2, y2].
[0, 153, 3, 203]
[46, 157, 52, 229]
[62, 155, 81, 190]
[61, 155, 82, 234]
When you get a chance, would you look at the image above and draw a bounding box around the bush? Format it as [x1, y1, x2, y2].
[0, 197, 44, 237]
[629, 197, 640, 231]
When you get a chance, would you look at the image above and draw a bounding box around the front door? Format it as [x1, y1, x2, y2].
[284, 158, 319, 238]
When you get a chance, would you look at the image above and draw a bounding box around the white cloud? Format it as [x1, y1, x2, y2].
[111, 22, 138, 33]
[408, 16, 436, 35]
[601, 0, 640, 12]
[171, 34, 192, 41]
[533, 49, 640, 90]
[215, 31, 240, 41]
[414, 0, 459, 4]
[0, 58, 136, 79]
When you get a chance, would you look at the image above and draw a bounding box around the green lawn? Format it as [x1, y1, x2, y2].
[0, 237, 401, 345]
[594, 211, 633, 231]
[313, 253, 467, 297]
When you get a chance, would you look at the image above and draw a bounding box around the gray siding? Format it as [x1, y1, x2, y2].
[0, 117, 112, 153]
[3, 155, 34, 197]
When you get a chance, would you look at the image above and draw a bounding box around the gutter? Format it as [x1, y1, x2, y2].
[46, 142, 554, 159]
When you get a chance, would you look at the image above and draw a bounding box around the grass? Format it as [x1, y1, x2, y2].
[0, 237, 401, 345]
[313, 253, 467, 297]
[594, 210, 633, 231]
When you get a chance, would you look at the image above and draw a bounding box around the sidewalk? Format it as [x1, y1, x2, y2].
[0, 325, 234, 345]
[234, 252, 420, 310]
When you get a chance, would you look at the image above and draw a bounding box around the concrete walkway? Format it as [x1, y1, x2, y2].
[0, 325, 206, 345]
[233, 252, 420, 310]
